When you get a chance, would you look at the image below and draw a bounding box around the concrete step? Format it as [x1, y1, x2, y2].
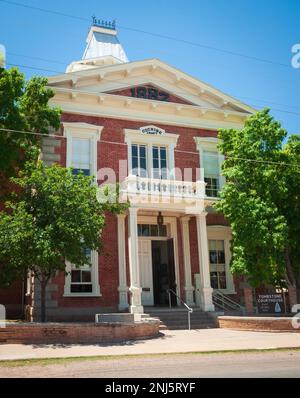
[145, 308, 218, 330]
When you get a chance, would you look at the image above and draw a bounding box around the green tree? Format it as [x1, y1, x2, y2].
[0, 162, 127, 322]
[216, 109, 300, 306]
[0, 67, 61, 194]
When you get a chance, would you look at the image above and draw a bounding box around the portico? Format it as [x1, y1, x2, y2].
[117, 178, 215, 314]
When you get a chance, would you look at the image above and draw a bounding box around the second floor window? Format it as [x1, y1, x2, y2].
[71, 138, 91, 176]
[131, 144, 168, 179]
[152, 146, 168, 179]
[203, 151, 220, 197]
[132, 144, 147, 177]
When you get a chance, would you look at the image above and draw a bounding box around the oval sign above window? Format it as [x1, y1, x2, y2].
[140, 125, 165, 135]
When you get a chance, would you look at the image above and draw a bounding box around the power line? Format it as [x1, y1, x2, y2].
[6, 61, 300, 117]
[6, 51, 67, 66]
[6, 50, 300, 111]
[0, 127, 299, 169]
[0, 0, 293, 70]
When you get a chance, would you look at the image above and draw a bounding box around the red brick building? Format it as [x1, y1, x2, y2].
[2, 21, 258, 321]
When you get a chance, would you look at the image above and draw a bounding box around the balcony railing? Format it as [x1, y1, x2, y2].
[121, 175, 206, 202]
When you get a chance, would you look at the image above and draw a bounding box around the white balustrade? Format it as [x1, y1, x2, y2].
[122, 175, 205, 200]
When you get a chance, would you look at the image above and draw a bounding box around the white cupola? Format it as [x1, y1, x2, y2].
[66, 18, 128, 73]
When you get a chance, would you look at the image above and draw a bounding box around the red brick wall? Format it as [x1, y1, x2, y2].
[218, 316, 299, 332]
[0, 321, 160, 344]
[189, 217, 200, 281]
[207, 213, 229, 226]
[8, 114, 234, 317]
[60, 113, 218, 184]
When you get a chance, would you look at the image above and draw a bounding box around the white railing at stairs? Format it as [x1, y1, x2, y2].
[212, 290, 245, 313]
[167, 288, 193, 330]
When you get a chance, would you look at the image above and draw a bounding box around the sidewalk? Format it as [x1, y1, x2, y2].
[1, 328, 300, 361]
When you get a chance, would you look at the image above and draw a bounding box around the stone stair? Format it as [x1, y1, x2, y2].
[144, 307, 219, 330]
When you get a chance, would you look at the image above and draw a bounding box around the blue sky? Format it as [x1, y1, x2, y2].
[0, 0, 299, 135]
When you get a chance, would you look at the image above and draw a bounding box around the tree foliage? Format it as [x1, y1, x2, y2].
[0, 162, 128, 320]
[0, 67, 61, 188]
[216, 109, 300, 296]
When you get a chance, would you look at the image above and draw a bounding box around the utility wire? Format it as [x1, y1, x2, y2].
[1, 127, 299, 169]
[0, 0, 293, 69]
[5, 61, 300, 117]
[6, 51, 300, 112]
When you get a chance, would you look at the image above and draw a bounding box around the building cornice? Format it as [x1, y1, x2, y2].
[50, 88, 247, 131]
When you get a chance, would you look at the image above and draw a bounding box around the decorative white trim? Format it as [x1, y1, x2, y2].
[124, 128, 179, 146]
[51, 97, 246, 131]
[117, 214, 129, 310]
[63, 250, 101, 297]
[207, 225, 235, 294]
[48, 58, 256, 114]
[128, 207, 144, 314]
[63, 122, 103, 177]
[180, 216, 195, 307]
[195, 212, 215, 311]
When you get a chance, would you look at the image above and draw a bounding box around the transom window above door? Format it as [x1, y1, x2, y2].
[138, 224, 168, 237]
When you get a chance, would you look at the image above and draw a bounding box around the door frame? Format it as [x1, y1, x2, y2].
[137, 215, 180, 306]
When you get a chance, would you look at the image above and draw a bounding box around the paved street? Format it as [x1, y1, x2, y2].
[1, 329, 300, 361]
[1, 350, 300, 378]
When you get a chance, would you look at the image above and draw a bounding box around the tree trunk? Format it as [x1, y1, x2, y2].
[40, 277, 47, 323]
[284, 247, 297, 310]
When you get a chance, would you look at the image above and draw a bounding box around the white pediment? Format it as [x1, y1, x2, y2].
[48, 59, 256, 115]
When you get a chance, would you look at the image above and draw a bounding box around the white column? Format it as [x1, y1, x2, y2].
[128, 207, 144, 314]
[117, 214, 129, 311]
[196, 212, 215, 311]
[180, 216, 195, 307]
[168, 143, 175, 180]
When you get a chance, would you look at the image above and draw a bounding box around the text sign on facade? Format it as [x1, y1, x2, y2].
[256, 294, 284, 314]
[140, 125, 165, 135]
[131, 87, 170, 102]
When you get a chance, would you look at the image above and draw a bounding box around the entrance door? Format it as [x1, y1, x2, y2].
[138, 240, 154, 306]
[152, 239, 177, 306]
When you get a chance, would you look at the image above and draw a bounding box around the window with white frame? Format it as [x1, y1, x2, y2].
[64, 249, 100, 297]
[131, 144, 147, 177]
[209, 239, 227, 289]
[194, 137, 224, 198]
[207, 226, 235, 294]
[70, 249, 93, 293]
[203, 151, 220, 197]
[64, 122, 102, 178]
[71, 137, 91, 176]
[63, 122, 102, 297]
[138, 224, 168, 237]
[131, 143, 168, 179]
[125, 128, 179, 180]
[152, 145, 168, 179]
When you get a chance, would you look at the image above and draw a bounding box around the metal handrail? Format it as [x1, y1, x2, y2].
[167, 288, 193, 330]
[212, 290, 244, 312]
